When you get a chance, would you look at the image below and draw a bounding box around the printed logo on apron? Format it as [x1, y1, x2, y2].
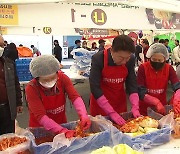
[46, 105, 65, 115]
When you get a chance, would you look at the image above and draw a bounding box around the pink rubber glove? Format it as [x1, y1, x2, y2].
[97, 95, 126, 125]
[64, 130, 76, 138]
[173, 89, 180, 114]
[39, 115, 75, 138]
[129, 93, 141, 118]
[143, 94, 165, 115]
[73, 97, 91, 130]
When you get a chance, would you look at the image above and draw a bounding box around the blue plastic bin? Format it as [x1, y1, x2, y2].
[15, 58, 33, 81]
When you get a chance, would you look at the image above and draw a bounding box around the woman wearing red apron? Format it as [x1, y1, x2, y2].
[90, 35, 141, 125]
[26, 55, 91, 138]
[137, 43, 180, 115]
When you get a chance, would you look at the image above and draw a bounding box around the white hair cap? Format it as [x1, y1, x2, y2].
[30, 55, 60, 78]
[146, 43, 169, 60]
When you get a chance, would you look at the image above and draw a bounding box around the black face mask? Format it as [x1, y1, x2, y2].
[150, 61, 165, 70]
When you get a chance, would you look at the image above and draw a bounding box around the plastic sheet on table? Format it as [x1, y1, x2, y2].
[24, 116, 113, 154]
[24, 127, 55, 154]
[25, 115, 142, 154]
[131, 125, 171, 149]
[49, 116, 114, 154]
[105, 111, 134, 122]
[147, 105, 173, 120]
[104, 111, 172, 149]
[147, 105, 175, 129]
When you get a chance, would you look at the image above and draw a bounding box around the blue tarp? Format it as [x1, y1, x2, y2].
[25, 114, 172, 154]
[26, 116, 131, 154]
[104, 112, 171, 149]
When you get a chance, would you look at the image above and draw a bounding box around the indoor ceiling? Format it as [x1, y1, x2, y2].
[1, 0, 180, 13]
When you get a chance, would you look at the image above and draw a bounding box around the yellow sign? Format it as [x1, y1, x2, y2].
[43, 27, 52, 34]
[0, 5, 18, 25]
[91, 9, 107, 25]
[0, 27, 7, 35]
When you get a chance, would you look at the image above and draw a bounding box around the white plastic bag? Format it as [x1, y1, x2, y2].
[15, 120, 28, 136]
[70, 48, 96, 77]
[159, 112, 175, 129]
[0, 133, 31, 154]
[48, 116, 116, 154]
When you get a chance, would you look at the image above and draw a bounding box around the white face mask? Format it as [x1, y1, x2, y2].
[0, 47, 4, 57]
[39, 79, 57, 89]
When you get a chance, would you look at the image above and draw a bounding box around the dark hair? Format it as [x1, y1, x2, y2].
[176, 40, 179, 44]
[4, 40, 8, 44]
[164, 39, 169, 42]
[92, 42, 96, 48]
[8, 43, 17, 50]
[142, 39, 149, 45]
[54, 40, 59, 44]
[159, 39, 165, 44]
[19, 44, 23, 47]
[154, 38, 159, 42]
[98, 39, 105, 44]
[31, 45, 34, 48]
[75, 40, 81, 44]
[112, 35, 135, 53]
[82, 41, 87, 44]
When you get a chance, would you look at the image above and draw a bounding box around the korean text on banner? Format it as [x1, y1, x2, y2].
[0, 5, 18, 25]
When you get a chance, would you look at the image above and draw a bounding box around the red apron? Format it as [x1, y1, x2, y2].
[29, 71, 67, 127]
[90, 49, 128, 116]
[139, 62, 170, 115]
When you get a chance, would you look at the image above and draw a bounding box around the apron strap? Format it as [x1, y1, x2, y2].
[104, 49, 109, 67]
[28, 80, 43, 101]
[57, 71, 66, 95]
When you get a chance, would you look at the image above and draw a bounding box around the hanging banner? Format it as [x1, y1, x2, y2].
[15, 3, 149, 30]
[75, 28, 119, 35]
[75, 28, 119, 40]
[0, 27, 7, 35]
[0, 5, 18, 25]
[6, 2, 180, 32]
[70, 3, 180, 30]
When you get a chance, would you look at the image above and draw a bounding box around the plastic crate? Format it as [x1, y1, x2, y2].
[15, 58, 33, 81]
[18, 76, 33, 81]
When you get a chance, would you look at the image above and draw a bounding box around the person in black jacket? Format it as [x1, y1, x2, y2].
[98, 39, 106, 52]
[135, 44, 143, 65]
[73, 40, 81, 49]
[0, 35, 23, 135]
[53, 40, 62, 63]
[90, 35, 140, 126]
[3, 43, 19, 61]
